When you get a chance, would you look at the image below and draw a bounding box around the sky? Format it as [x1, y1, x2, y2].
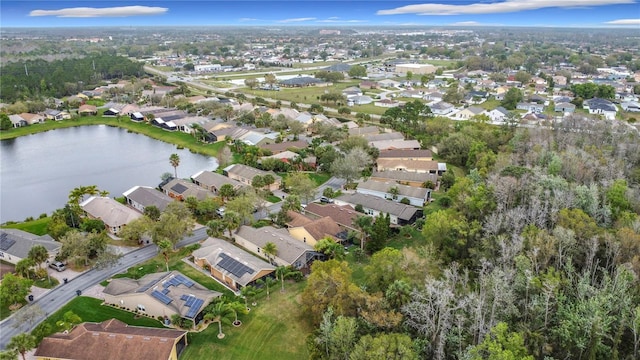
[1, 0, 639, 28]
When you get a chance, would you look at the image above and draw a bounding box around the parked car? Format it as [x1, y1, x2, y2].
[320, 196, 334, 204]
[49, 261, 66, 272]
[216, 207, 225, 217]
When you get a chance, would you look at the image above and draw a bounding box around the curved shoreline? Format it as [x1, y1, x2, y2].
[0, 116, 224, 157]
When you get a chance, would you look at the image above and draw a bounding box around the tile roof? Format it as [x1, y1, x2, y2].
[190, 170, 245, 190]
[377, 158, 438, 172]
[260, 140, 309, 154]
[357, 179, 430, 199]
[34, 319, 187, 360]
[369, 139, 421, 151]
[378, 149, 433, 160]
[161, 179, 213, 201]
[371, 170, 438, 184]
[303, 203, 359, 229]
[223, 164, 282, 183]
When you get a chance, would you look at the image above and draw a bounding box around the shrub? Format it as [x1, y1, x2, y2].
[400, 197, 410, 205]
[355, 204, 364, 213]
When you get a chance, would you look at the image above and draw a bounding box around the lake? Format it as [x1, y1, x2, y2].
[0, 125, 218, 223]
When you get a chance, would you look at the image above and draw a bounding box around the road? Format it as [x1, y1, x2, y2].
[0, 227, 207, 349]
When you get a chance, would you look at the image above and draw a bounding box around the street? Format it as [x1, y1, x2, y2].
[0, 227, 207, 349]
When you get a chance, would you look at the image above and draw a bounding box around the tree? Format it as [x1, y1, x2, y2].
[285, 172, 316, 204]
[288, 120, 305, 140]
[0, 350, 17, 360]
[330, 148, 372, 185]
[263, 242, 277, 265]
[350, 333, 417, 360]
[158, 239, 173, 272]
[7, 333, 36, 360]
[15, 258, 35, 280]
[56, 310, 82, 332]
[227, 300, 248, 326]
[118, 216, 152, 244]
[367, 213, 391, 253]
[348, 65, 367, 78]
[466, 322, 534, 360]
[244, 78, 258, 89]
[218, 183, 236, 202]
[275, 266, 300, 292]
[240, 285, 257, 308]
[353, 215, 373, 251]
[364, 247, 407, 292]
[222, 211, 242, 238]
[169, 153, 180, 178]
[226, 192, 258, 225]
[385, 279, 412, 309]
[256, 276, 277, 300]
[143, 205, 161, 221]
[314, 237, 345, 260]
[151, 202, 194, 248]
[204, 301, 234, 338]
[501, 87, 523, 110]
[0, 273, 32, 307]
[264, 73, 277, 86]
[0, 113, 12, 130]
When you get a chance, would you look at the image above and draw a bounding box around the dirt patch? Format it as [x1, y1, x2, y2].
[0, 262, 15, 280]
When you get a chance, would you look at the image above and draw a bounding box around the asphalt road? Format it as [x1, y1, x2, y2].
[0, 227, 207, 349]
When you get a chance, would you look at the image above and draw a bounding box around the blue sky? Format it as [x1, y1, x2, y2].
[1, 0, 639, 28]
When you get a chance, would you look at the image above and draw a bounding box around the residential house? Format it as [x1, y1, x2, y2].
[378, 149, 433, 162]
[622, 101, 640, 112]
[584, 98, 618, 120]
[430, 101, 455, 115]
[234, 226, 323, 271]
[377, 157, 439, 174]
[8, 114, 27, 128]
[192, 237, 276, 291]
[377, 79, 401, 88]
[103, 271, 221, 324]
[285, 212, 346, 246]
[223, 164, 282, 191]
[369, 139, 421, 151]
[190, 170, 246, 194]
[454, 106, 485, 120]
[487, 106, 511, 123]
[424, 91, 443, 103]
[342, 86, 363, 98]
[554, 102, 576, 113]
[356, 179, 431, 207]
[370, 170, 439, 188]
[103, 108, 120, 117]
[516, 102, 545, 113]
[348, 95, 373, 105]
[260, 140, 309, 155]
[364, 132, 404, 143]
[360, 81, 378, 89]
[80, 196, 142, 235]
[161, 178, 213, 201]
[34, 319, 188, 360]
[374, 99, 400, 108]
[123, 186, 173, 213]
[399, 89, 423, 98]
[334, 193, 422, 226]
[78, 104, 97, 116]
[239, 130, 278, 146]
[44, 109, 70, 121]
[303, 203, 360, 232]
[0, 229, 60, 265]
[464, 90, 488, 104]
[261, 150, 316, 168]
[18, 112, 45, 125]
[349, 125, 380, 137]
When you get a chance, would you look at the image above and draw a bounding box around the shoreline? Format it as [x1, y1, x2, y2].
[0, 116, 225, 157]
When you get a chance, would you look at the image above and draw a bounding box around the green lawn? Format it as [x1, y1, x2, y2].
[308, 172, 331, 187]
[180, 281, 311, 360]
[32, 297, 164, 341]
[266, 195, 281, 203]
[1, 216, 51, 233]
[238, 81, 361, 105]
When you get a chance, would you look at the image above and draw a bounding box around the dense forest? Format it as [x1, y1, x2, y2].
[0, 54, 143, 103]
[302, 118, 640, 360]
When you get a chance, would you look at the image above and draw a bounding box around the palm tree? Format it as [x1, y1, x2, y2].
[206, 219, 224, 238]
[157, 239, 173, 271]
[227, 301, 248, 326]
[27, 245, 49, 270]
[385, 279, 412, 308]
[256, 276, 278, 300]
[169, 153, 180, 178]
[7, 333, 35, 360]
[276, 266, 301, 293]
[240, 285, 257, 308]
[353, 215, 373, 251]
[222, 211, 242, 238]
[263, 242, 277, 265]
[203, 301, 234, 339]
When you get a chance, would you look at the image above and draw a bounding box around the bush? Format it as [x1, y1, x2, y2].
[400, 197, 410, 205]
[437, 195, 452, 208]
[355, 204, 364, 213]
[39, 213, 48, 219]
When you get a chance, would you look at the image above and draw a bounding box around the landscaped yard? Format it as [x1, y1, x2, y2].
[180, 281, 311, 360]
[1, 216, 50, 233]
[238, 80, 361, 105]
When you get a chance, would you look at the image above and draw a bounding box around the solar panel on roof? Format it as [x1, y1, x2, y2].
[175, 274, 195, 287]
[180, 294, 189, 301]
[151, 290, 173, 305]
[162, 288, 170, 295]
[186, 299, 204, 318]
[0, 233, 16, 251]
[171, 183, 188, 193]
[218, 253, 254, 278]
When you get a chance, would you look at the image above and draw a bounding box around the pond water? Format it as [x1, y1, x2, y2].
[0, 125, 218, 223]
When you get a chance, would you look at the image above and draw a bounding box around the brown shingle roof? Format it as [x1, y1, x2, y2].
[34, 319, 187, 360]
[304, 203, 359, 230]
[302, 216, 342, 241]
[260, 140, 309, 154]
[378, 149, 433, 160]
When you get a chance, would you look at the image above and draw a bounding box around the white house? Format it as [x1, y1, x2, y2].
[356, 179, 431, 207]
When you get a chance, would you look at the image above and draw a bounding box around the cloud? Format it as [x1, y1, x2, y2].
[316, 18, 368, 23]
[29, 5, 167, 18]
[239, 18, 258, 22]
[449, 21, 482, 26]
[377, 0, 635, 16]
[277, 17, 316, 23]
[605, 18, 640, 24]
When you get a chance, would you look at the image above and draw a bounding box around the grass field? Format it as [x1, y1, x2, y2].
[180, 281, 311, 360]
[238, 80, 361, 105]
[32, 296, 165, 340]
[1, 216, 50, 233]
